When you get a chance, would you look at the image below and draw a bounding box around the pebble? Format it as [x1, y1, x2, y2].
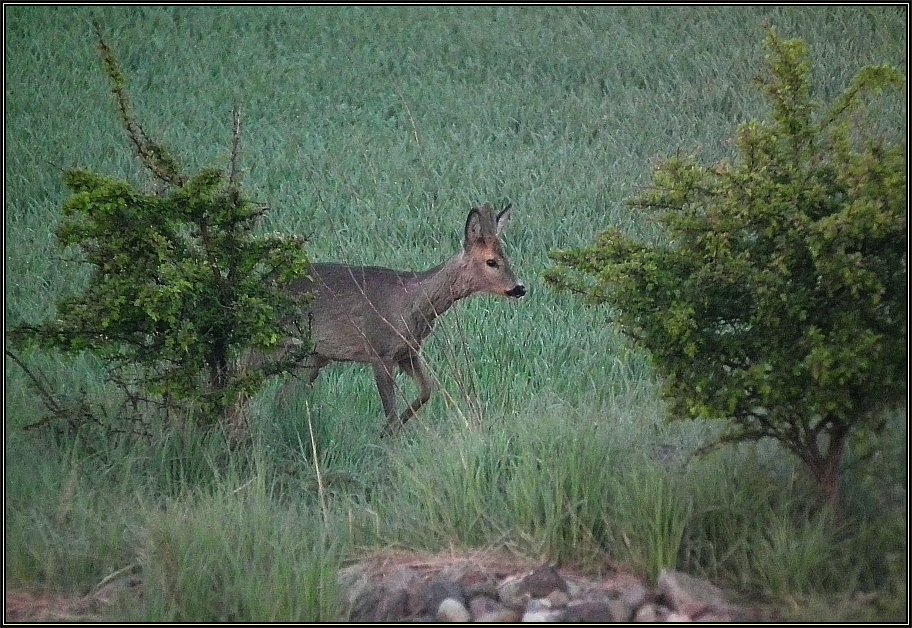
[438, 597, 471, 622]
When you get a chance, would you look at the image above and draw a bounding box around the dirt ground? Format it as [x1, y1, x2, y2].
[6, 590, 104, 623]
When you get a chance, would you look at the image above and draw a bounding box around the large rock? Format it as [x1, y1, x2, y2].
[657, 569, 738, 619]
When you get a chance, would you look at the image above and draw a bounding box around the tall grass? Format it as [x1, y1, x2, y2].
[5, 5, 906, 621]
[132, 485, 341, 622]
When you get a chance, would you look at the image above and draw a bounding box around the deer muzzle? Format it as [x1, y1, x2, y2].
[506, 284, 527, 298]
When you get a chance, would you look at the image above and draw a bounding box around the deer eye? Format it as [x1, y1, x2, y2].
[486, 259, 499, 268]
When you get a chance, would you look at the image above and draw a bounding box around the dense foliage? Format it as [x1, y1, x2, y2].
[546, 29, 906, 506]
[9, 31, 312, 433]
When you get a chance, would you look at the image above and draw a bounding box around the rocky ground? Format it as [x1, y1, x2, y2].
[6, 550, 779, 622]
[338, 551, 777, 622]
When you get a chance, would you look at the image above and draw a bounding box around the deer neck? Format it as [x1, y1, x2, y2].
[411, 253, 475, 327]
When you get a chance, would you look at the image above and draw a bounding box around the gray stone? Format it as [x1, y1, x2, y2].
[459, 569, 499, 598]
[694, 611, 736, 622]
[657, 569, 731, 615]
[344, 577, 383, 622]
[470, 595, 522, 622]
[521, 607, 566, 622]
[421, 579, 465, 613]
[497, 574, 531, 610]
[384, 566, 428, 619]
[634, 603, 666, 623]
[564, 579, 587, 598]
[347, 591, 382, 622]
[521, 564, 569, 597]
[437, 597, 471, 623]
[620, 582, 650, 610]
[525, 598, 551, 613]
[412, 614, 436, 622]
[607, 597, 634, 622]
[545, 589, 570, 608]
[375, 588, 410, 622]
[564, 599, 617, 622]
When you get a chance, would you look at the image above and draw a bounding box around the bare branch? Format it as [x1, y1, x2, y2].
[93, 22, 186, 187]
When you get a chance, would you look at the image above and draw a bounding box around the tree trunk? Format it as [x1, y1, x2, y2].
[810, 425, 849, 516]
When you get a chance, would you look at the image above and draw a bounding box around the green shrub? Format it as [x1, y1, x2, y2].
[8, 29, 312, 438]
[546, 28, 906, 508]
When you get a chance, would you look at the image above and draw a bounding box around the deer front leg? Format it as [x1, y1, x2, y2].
[385, 354, 433, 436]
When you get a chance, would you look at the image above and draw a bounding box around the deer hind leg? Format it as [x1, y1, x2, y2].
[372, 361, 400, 437]
[380, 354, 433, 438]
[277, 355, 328, 409]
[304, 355, 330, 385]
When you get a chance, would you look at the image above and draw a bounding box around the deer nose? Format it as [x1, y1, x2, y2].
[507, 285, 526, 298]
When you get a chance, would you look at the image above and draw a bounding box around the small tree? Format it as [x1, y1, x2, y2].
[545, 29, 906, 507]
[9, 29, 313, 437]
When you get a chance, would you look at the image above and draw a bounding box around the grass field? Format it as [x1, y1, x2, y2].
[5, 6, 907, 621]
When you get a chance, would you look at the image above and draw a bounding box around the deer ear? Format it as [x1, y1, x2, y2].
[464, 205, 486, 247]
[495, 205, 513, 236]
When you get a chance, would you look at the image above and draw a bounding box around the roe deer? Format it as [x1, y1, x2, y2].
[287, 202, 525, 437]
